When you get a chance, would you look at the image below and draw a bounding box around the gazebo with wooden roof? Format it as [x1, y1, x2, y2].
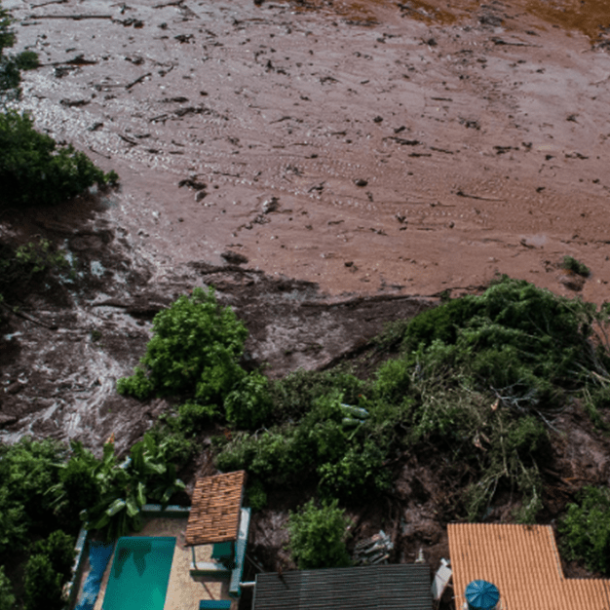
[185, 470, 250, 596]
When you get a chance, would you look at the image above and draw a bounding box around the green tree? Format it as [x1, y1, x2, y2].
[288, 499, 351, 569]
[117, 287, 248, 402]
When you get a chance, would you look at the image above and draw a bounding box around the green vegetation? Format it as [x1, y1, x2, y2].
[561, 255, 591, 278]
[75, 436, 185, 542]
[215, 276, 610, 527]
[0, 111, 118, 208]
[0, 1, 117, 210]
[0, 435, 185, 608]
[559, 486, 610, 575]
[118, 287, 249, 403]
[288, 499, 351, 569]
[0, 566, 15, 610]
[1, 2, 38, 104]
[3, 274, 610, 605]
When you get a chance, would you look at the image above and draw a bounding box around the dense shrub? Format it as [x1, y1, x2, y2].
[0, 566, 14, 610]
[561, 255, 590, 278]
[559, 486, 610, 575]
[23, 554, 63, 610]
[288, 499, 351, 569]
[117, 287, 248, 402]
[0, 111, 117, 208]
[0, 437, 66, 548]
[225, 371, 272, 429]
[32, 530, 75, 580]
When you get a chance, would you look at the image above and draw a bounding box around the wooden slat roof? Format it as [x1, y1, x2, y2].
[448, 523, 610, 610]
[185, 471, 246, 546]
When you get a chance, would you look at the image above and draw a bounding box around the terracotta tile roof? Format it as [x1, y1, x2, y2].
[448, 523, 610, 610]
[185, 471, 246, 546]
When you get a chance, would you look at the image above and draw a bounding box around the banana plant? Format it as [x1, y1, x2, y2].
[80, 436, 185, 541]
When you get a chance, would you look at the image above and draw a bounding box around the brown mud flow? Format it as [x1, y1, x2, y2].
[2, 0, 610, 451]
[6, 0, 610, 304]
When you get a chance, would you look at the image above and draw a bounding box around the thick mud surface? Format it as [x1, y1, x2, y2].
[7, 0, 610, 302]
[3, 0, 610, 591]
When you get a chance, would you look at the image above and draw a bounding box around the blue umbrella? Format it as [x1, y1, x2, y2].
[465, 580, 500, 610]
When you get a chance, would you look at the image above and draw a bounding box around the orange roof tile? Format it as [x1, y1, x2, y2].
[448, 523, 610, 610]
[185, 471, 246, 546]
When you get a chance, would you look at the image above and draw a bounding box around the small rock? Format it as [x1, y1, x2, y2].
[373, 116, 383, 123]
[195, 191, 207, 202]
[344, 261, 354, 267]
[355, 179, 368, 187]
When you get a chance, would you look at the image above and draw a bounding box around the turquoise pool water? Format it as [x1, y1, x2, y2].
[102, 537, 175, 610]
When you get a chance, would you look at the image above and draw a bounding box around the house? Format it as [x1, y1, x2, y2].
[185, 470, 251, 599]
[252, 563, 433, 610]
[448, 523, 610, 610]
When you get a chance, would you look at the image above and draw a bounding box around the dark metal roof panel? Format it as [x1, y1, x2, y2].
[253, 564, 433, 610]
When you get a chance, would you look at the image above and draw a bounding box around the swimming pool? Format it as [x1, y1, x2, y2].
[102, 537, 175, 610]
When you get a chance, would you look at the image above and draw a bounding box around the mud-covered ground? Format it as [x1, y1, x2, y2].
[2, 0, 610, 598]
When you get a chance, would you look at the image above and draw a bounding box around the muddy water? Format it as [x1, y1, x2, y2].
[4, 0, 610, 447]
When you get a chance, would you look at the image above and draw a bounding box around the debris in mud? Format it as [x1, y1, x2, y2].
[178, 177, 207, 190]
[174, 33, 193, 43]
[60, 98, 90, 107]
[221, 251, 249, 265]
[65, 53, 98, 65]
[559, 273, 586, 291]
[459, 118, 480, 129]
[262, 197, 279, 214]
[114, 17, 144, 27]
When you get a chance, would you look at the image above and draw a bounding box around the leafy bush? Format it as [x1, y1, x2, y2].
[559, 486, 610, 575]
[0, 111, 118, 208]
[561, 256, 590, 278]
[0, 486, 27, 556]
[23, 553, 63, 610]
[0, 437, 66, 536]
[225, 371, 272, 429]
[318, 440, 390, 500]
[0, 566, 14, 610]
[174, 401, 218, 436]
[288, 499, 351, 569]
[32, 530, 75, 580]
[117, 287, 248, 402]
[244, 479, 267, 511]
